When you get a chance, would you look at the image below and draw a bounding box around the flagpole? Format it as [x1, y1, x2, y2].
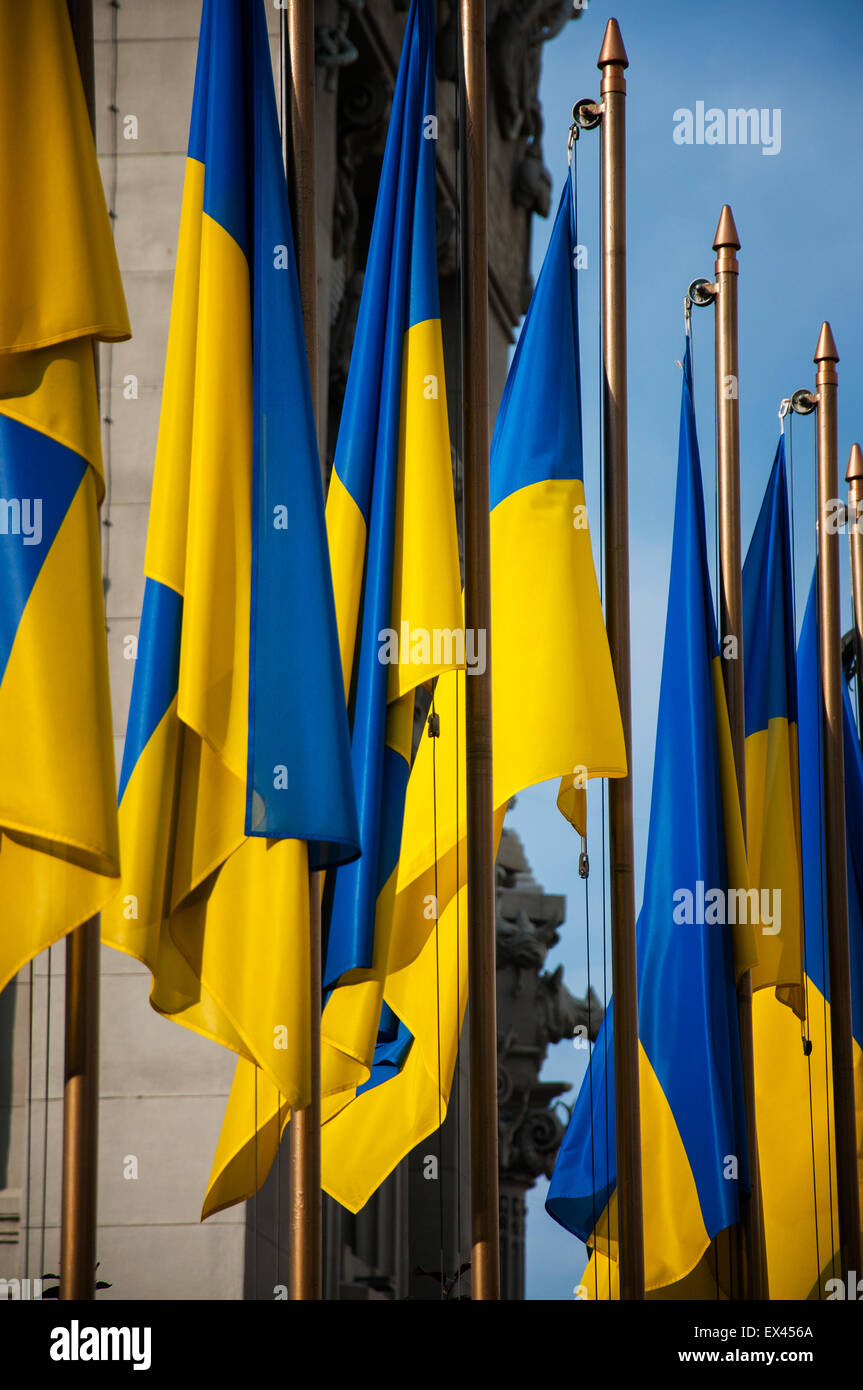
[846, 443, 863, 740]
[812, 325, 862, 1282]
[285, 0, 323, 1301]
[460, 0, 500, 1301]
[597, 19, 645, 1301]
[60, 0, 100, 1303]
[711, 206, 766, 1300]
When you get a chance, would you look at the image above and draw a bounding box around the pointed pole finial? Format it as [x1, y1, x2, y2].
[847, 443, 863, 484]
[713, 204, 741, 252]
[598, 17, 629, 69]
[815, 321, 839, 364]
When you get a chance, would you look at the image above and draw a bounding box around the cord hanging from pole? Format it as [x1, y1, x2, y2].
[428, 693, 446, 1298]
[589, 127, 613, 1304]
[787, 404, 824, 1296]
[815, 446, 839, 1285]
[453, 6, 466, 1291]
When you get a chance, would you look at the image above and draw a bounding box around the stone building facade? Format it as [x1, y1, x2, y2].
[0, 0, 594, 1300]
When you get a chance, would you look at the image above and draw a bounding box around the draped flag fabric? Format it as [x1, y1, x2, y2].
[0, 0, 130, 991]
[754, 572, 863, 1298]
[102, 0, 359, 1163]
[202, 0, 464, 1217]
[313, 162, 626, 1213]
[742, 437, 805, 1016]
[557, 779, 588, 839]
[547, 340, 755, 1294]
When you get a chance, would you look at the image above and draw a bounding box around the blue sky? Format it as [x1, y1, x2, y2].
[514, 0, 863, 1299]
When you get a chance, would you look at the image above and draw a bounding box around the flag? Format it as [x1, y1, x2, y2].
[547, 339, 755, 1294]
[0, 0, 130, 992]
[557, 781, 588, 838]
[316, 161, 626, 1213]
[754, 572, 863, 1298]
[102, 0, 359, 1160]
[742, 437, 804, 1015]
[202, 0, 464, 1216]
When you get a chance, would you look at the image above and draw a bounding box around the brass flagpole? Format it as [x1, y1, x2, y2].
[61, 0, 100, 1303]
[846, 443, 863, 740]
[711, 206, 765, 1300]
[460, 0, 500, 1301]
[285, 0, 323, 1301]
[812, 326, 862, 1281]
[598, 19, 644, 1301]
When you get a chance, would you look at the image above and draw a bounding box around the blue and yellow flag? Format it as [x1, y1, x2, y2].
[547, 341, 754, 1294]
[318, 0, 462, 1098]
[315, 164, 626, 1213]
[742, 438, 805, 1016]
[102, 0, 359, 1147]
[754, 572, 863, 1298]
[202, 0, 464, 1216]
[0, 0, 130, 991]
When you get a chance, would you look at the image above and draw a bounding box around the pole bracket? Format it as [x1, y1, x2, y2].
[571, 98, 602, 131]
[790, 388, 818, 416]
[687, 277, 717, 307]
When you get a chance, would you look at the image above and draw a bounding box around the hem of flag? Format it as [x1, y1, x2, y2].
[163, 933, 306, 1103]
[587, 1228, 720, 1297]
[103, 913, 307, 1111]
[201, 1084, 289, 1222]
[0, 816, 120, 871]
[1, 886, 118, 995]
[321, 1082, 449, 1215]
[0, 407, 102, 487]
[320, 1043, 371, 1099]
[0, 325, 132, 356]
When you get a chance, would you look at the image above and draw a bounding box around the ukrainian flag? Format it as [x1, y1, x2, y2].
[317, 164, 626, 1213]
[0, 0, 130, 992]
[102, 0, 359, 1158]
[754, 572, 863, 1298]
[743, 438, 805, 1015]
[547, 340, 755, 1294]
[202, 0, 464, 1216]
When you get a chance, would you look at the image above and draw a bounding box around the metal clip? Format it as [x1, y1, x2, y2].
[567, 122, 579, 166]
[578, 842, 589, 879]
[427, 711, 440, 739]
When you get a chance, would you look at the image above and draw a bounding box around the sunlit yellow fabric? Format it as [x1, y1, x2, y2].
[712, 658, 758, 980]
[315, 318, 464, 1102]
[103, 198, 312, 1111]
[755, 980, 863, 1298]
[0, 0, 130, 353]
[0, 367, 120, 988]
[557, 779, 587, 838]
[582, 1040, 712, 1296]
[388, 319, 463, 701]
[204, 319, 467, 1213]
[0, 0, 128, 990]
[745, 720, 805, 1015]
[317, 476, 624, 1210]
